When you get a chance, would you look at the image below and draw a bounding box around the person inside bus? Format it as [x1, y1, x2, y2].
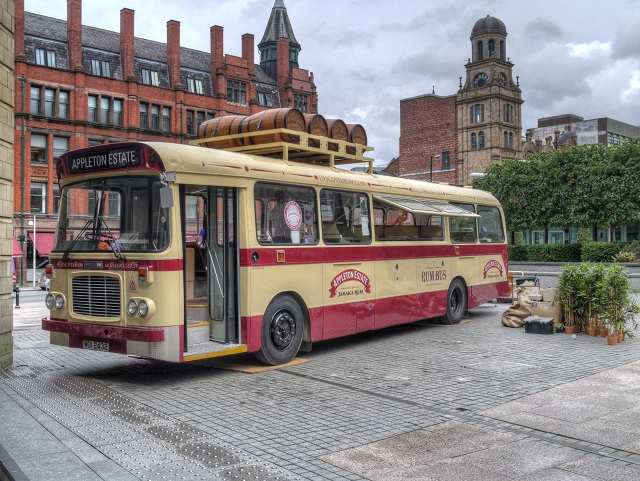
[269, 190, 290, 243]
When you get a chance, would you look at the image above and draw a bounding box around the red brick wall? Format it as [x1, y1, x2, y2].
[390, 94, 458, 184]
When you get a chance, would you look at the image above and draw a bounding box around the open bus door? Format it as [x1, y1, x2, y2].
[182, 186, 241, 358]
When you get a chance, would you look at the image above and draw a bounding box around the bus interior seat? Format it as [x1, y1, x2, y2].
[383, 226, 420, 238]
[374, 225, 384, 241]
[322, 222, 342, 244]
[420, 225, 443, 239]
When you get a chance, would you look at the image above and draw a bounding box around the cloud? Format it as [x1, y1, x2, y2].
[566, 41, 612, 58]
[524, 18, 563, 42]
[611, 15, 640, 60]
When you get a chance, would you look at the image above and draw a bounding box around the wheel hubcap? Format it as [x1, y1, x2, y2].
[450, 287, 462, 316]
[270, 310, 296, 350]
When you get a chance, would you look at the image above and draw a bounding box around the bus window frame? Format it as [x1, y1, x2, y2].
[319, 188, 372, 246]
[449, 203, 478, 244]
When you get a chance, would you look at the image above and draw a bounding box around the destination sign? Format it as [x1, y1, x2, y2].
[67, 147, 141, 174]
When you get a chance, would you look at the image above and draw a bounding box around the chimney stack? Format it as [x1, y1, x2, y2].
[120, 8, 135, 80]
[167, 20, 181, 88]
[241, 34, 254, 76]
[67, 0, 83, 70]
[276, 37, 290, 104]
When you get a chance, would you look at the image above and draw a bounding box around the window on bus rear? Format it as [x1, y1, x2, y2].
[254, 183, 318, 245]
[478, 205, 505, 243]
[53, 177, 170, 253]
[449, 203, 478, 243]
[320, 190, 371, 245]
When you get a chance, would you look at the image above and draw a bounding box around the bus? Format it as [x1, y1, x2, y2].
[42, 127, 509, 365]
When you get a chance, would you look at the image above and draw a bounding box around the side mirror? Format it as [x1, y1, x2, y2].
[160, 187, 174, 208]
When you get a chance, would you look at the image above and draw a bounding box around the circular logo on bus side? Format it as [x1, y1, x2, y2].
[284, 201, 302, 230]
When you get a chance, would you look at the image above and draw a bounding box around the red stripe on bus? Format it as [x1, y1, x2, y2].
[240, 243, 507, 267]
[42, 319, 165, 342]
[241, 280, 509, 353]
[50, 259, 183, 271]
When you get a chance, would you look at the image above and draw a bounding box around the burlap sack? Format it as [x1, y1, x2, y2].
[502, 291, 533, 328]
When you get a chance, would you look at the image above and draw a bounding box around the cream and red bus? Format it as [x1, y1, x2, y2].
[42, 129, 509, 365]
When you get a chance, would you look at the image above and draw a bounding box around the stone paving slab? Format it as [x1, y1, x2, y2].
[2, 303, 640, 480]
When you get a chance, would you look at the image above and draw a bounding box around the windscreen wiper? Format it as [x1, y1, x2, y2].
[98, 216, 126, 260]
[62, 219, 93, 260]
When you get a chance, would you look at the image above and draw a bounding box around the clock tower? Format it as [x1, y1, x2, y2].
[457, 15, 523, 184]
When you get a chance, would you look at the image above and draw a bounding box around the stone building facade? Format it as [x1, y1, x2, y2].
[1, 0, 14, 368]
[12, 0, 317, 286]
[387, 15, 523, 185]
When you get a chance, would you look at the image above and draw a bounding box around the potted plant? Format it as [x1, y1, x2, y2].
[557, 264, 580, 334]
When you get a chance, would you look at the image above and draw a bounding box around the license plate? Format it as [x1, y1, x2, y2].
[83, 340, 109, 352]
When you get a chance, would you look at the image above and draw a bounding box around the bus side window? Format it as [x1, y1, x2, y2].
[478, 205, 505, 243]
[320, 189, 371, 245]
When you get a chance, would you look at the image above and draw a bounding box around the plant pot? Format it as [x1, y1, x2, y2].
[599, 328, 608, 337]
[587, 327, 598, 336]
[618, 332, 625, 343]
[607, 335, 618, 346]
[565, 326, 577, 335]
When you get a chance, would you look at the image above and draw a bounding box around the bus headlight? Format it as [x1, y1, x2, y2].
[45, 293, 55, 310]
[138, 300, 149, 318]
[54, 294, 65, 310]
[127, 299, 138, 316]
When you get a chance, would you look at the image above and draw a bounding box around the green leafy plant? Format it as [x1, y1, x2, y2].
[613, 250, 637, 263]
[581, 242, 629, 262]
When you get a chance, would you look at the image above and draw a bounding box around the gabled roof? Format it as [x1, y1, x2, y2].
[259, 0, 299, 47]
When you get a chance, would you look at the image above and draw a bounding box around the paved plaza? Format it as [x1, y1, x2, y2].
[2, 302, 640, 480]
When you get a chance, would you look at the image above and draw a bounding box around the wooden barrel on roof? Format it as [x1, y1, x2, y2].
[304, 114, 328, 148]
[198, 115, 248, 148]
[346, 123, 368, 154]
[325, 119, 349, 151]
[243, 108, 306, 145]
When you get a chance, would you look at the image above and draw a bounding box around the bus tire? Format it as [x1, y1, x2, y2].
[440, 278, 467, 325]
[255, 295, 304, 366]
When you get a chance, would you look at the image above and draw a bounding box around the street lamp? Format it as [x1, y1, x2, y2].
[430, 154, 441, 182]
[30, 208, 39, 288]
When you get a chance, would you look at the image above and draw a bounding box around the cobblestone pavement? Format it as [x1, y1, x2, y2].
[2, 303, 640, 480]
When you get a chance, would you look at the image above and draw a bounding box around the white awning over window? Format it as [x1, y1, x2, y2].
[373, 195, 480, 218]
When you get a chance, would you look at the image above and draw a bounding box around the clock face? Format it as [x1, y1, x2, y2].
[498, 72, 507, 86]
[474, 73, 488, 88]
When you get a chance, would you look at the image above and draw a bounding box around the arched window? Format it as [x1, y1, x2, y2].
[470, 104, 484, 124]
[504, 131, 508, 148]
[477, 41, 483, 61]
[488, 40, 495, 58]
[471, 133, 477, 150]
[500, 41, 504, 60]
[479, 131, 485, 149]
[503, 104, 513, 123]
[509, 132, 514, 149]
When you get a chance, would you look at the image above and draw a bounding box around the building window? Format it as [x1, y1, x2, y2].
[488, 40, 495, 58]
[31, 135, 47, 163]
[113, 99, 122, 125]
[163, 107, 171, 132]
[59, 91, 69, 118]
[479, 131, 485, 149]
[35, 48, 56, 67]
[196, 112, 205, 132]
[53, 137, 69, 159]
[504, 131, 508, 148]
[187, 78, 204, 94]
[88, 95, 97, 122]
[140, 103, 148, 129]
[504, 104, 513, 123]
[500, 41, 504, 60]
[294, 94, 308, 113]
[141, 69, 159, 86]
[151, 105, 159, 130]
[477, 41, 483, 61]
[289, 49, 298, 62]
[227, 81, 247, 104]
[53, 183, 60, 214]
[107, 192, 121, 217]
[101, 98, 110, 124]
[470, 104, 484, 124]
[91, 60, 111, 77]
[509, 132, 514, 149]
[44, 89, 55, 116]
[186, 111, 194, 135]
[31, 183, 47, 214]
[442, 151, 450, 170]
[30, 86, 41, 114]
[257, 92, 273, 107]
[471, 133, 477, 150]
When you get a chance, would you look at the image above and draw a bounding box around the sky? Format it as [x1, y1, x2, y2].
[25, 0, 640, 167]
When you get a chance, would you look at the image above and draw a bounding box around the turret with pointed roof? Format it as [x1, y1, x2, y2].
[258, 0, 300, 79]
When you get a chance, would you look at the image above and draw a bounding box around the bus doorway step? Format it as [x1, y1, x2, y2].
[184, 341, 247, 362]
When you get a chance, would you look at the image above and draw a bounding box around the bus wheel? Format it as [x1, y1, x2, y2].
[440, 278, 467, 325]
[255, 295, 304, 366]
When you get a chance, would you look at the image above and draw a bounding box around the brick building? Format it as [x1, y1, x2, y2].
[12, 0, 317, 285]
[386, 15, 523, 185]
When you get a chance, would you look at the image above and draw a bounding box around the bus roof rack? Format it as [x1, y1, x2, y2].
[189, 128, 375, 173]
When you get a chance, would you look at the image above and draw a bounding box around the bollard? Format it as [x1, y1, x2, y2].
[15, 285, 20, 309]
